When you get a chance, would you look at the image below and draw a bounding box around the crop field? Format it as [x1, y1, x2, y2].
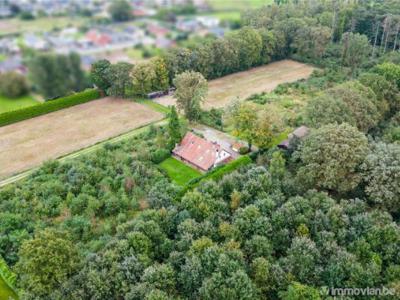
[0, 97, 163, 180]
[156, 60, 315, 109]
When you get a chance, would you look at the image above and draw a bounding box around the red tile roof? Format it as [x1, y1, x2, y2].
[173, 132, 222, 171]
[85, 30, 111, 46]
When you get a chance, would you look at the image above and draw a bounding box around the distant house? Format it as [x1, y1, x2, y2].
[173, 132, 232, 172]
[85, 30, 112, 46]
[147, 24, 169, 37]
[23, 34, 49, 51]
[176, 19, 200, 32]
[196, 16, 220, 28]
[231, 142, 245, 153]
[0, 55, 27, 74]
[156, 37, 175, 49]
[133, 8, 156, 17]
[278, 126, 310, 149]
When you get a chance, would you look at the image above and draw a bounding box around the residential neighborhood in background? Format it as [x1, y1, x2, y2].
[0, 0, 231, 75]
[1, 1, 400, 300]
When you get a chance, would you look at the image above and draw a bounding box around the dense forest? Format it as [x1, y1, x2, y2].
[1, 0, 400, 299]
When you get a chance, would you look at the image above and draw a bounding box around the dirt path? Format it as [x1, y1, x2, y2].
[156, 59, 315, 109]
[0, 97, 163, 179]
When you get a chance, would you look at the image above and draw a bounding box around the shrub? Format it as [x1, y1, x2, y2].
[151, 148, 171, 164]
[247, 92, 269, 105]
[199, 108, 223, 129]
[0, 71, 29, 98]
[0, 89, 100, 127]
[239, 146, 250, 155]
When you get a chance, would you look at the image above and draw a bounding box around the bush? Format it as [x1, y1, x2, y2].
[0, 89, 100, 127]
[246, 92, 269, 105]
[239, 147, 250, 155]
[199, 108, 223, 129]
[19, 11, 35, 20]
[0, 71, 29, 98]
[151, 148, 171, 164]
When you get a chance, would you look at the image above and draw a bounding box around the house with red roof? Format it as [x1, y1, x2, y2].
[172, 132, 232, 172]
[85, 30, 112, 46]
[147, 24, 169, 37]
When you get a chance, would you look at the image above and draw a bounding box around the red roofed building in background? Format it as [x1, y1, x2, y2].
[173, 132, 232, 172]
[85, 30, 112, 46]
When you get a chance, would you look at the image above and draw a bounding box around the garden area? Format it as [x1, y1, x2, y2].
[159, 157, 201, 186]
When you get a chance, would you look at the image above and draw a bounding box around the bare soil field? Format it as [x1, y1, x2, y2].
[0, 97, 163, 179]
[156, 59, 315, 109]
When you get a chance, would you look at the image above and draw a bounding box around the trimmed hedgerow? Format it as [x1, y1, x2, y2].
[0, 89, 100, 127]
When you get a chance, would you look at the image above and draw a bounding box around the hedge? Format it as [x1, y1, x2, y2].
[0, 89, 100, 127]
[178, 155, 253, 196]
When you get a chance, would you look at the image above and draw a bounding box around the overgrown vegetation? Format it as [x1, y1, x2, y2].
[1, 1, 400, 299]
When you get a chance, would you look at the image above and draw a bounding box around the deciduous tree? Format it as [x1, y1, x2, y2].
[131, 62, 155, 97]
[326, 81, 381, 132]
[341, 32, 371, 73]
[151, 57, 170, 91]
[295, 123, 368, 193]
[109, 0, 132, 22]
[362, 142, 400, 212]
[16, 229, 79, 298]
[173, 71, 207, 121]
[106, 62, 133, 98]
[91, 59, 112, 92]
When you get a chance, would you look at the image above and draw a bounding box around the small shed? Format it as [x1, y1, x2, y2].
[231, 142, 245, 153]
[278, 126, 310, 149]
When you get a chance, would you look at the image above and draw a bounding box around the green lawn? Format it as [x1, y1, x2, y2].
[159, 157, 201, 186]
[137, 99, 171, 114]
[200, 11, 242, 21]
[0, 16, 86, 36]
[125, 48, 144, 60]
[207, 0, 272, 11]
[0, 275, 18, 300]
[0, 95, 39, 114]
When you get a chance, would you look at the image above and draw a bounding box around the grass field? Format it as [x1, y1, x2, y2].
[200, 11, 242, 21]
[0, 97, 163, 180]
[207, 0, 273, 11]
[126, 48, 144, 60]
[0, 16, 85, 36]
[159, 157, 201, 186]
[137, 99, 171, 114]
[0, 275, 17, 300]
[0, 95, 38, 114]
[156, 60, 315, 110]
